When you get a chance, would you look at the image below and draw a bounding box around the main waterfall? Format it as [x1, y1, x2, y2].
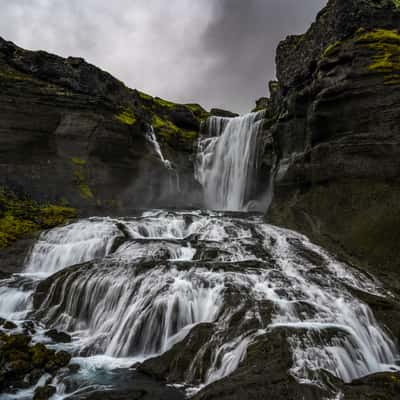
[196, 112, 265, 211]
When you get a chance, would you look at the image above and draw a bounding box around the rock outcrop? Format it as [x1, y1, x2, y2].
[0, 37, 206, 214]
[263, 0, 400, 296]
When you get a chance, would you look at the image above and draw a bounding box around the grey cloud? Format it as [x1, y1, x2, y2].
[0, 0, 326, 113]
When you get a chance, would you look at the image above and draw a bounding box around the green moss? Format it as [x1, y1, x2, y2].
[0, 216, 38, 248]
[0, 69, 35, 82]
[184, 103, 210, 120]
[358, 29, 400, 44]
[152, 115, 179, 139]
[115, 108, 137, 125]
[79, 183, 94, 200]
[154, 97, 176, 109]
[0, 189, 76, 248]
[357, 29, 400, 85]
[323, 41, 342, 58]
[71, 157, 86, 166]
[152, 115, 198, 144]
[71, 159, 94, 200]
[39, 205, 77, 228]
[138, 91, 153, 101]
[72, 169, 94, 200]
[181, 130, 199, 140]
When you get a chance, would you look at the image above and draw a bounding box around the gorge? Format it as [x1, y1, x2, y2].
[1, 0, 400, 399]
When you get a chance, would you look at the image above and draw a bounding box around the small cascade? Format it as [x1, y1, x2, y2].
[24, 218, 122, 277]
[146, 125, 172, 170]
[196, 112, 265, 211]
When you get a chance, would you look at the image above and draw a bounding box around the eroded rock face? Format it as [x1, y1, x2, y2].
[264, 0, 400, 292]
[0, 37, 204, 214]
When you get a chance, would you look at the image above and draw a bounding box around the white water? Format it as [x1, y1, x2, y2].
[146, 125, 172, 169]
[196, 112, 264, 211]
[0, 211, 399, 399]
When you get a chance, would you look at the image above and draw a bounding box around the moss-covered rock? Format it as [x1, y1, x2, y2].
[0, 332, 71, 394]
[356, 29, 400, 84]
[115, 107, 137, 126]
[0, 188, 76, 248]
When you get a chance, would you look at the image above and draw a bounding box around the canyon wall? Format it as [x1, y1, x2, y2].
[0, 37, 206, 213]
[263, 0, 400, 290]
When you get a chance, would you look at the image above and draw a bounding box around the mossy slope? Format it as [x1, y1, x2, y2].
[0, 189, 76, 248]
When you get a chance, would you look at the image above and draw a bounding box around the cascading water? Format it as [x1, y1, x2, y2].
[196, 112, 265, 211]
[146, 125, 172, 170]
[1, 116, 399, 398]
[1, 210, 399, 399]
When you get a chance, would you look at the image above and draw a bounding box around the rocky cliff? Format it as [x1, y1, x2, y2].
[263, 0, 400, 295]
[0, 37, 207, 214]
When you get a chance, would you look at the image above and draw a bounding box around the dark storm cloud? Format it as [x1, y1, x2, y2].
[0, 0, 326, 113]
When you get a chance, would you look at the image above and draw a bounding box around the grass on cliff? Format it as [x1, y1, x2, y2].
[71, 158, 94, 200]
[152, 115, 198, 144]
[357, 29, 400, 85]
[0, 189, 76, 248]
[115, 107, 137, 126]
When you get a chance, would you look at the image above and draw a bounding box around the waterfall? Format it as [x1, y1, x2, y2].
[196, 112, 264, 211]
[146, 125, 172, 170]
[1, 210, 398, 399]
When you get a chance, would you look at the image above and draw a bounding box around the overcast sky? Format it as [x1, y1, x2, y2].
[0, 0, 326, 113]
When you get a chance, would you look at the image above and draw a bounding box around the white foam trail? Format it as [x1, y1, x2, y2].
[146, 125, 172, 169]
[196, 112, 264, 211]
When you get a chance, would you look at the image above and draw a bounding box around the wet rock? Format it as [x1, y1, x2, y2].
[0, 333, 71, 393]
[193, 328, 329, 400]
[68, 370, 185, 400]
[343, 371, 400, 399]
[286, 237, 326, 266]
[68, 363, 81, 373]
[0, 270, 11, 280]
[139, 323, 215, 384]
[45, 329, 72, 343]
[33, 385, 57, 400]
[22, 320, 36, 335]
[0, 318, 17, 330]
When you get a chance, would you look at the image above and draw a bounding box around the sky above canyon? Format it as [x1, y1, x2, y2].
[1, 0, 326, 113]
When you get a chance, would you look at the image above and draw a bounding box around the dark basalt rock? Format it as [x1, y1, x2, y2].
[0, 36, 204, 215]
[263, 0, 400, 299]
[68, 370, 185, 400]
[0, 237, 36, 273]
[45, 329, 72, 343]
[210, 108, 239, 118]
[342, 371, 400, 399]
[33, 385, 57, 400]
[0, 318, 17, 330]
[0, 333, 71, 394]
[192, 328, 329, 400]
